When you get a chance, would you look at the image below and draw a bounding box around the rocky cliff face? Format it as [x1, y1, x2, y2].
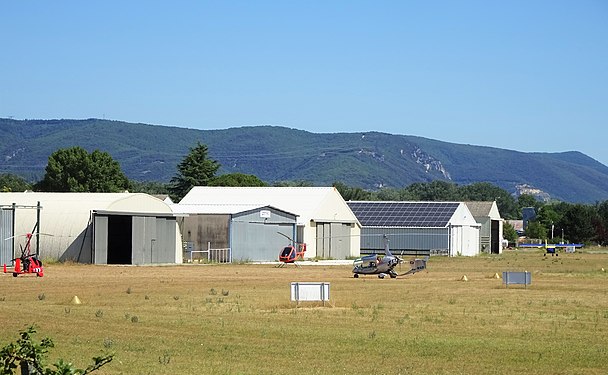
[515, 184, 552, 202]
[410, 147, 451, 179]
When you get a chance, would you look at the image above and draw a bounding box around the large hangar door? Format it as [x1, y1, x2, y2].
[94, 213, 177, 265]
[316, 222, 351, 259]
[232, 221, 293, 261]
[231, 208, 297, 262]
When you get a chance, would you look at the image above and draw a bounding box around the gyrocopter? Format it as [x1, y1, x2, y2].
[3, 224, 44, 277]
[352, 235, 428, 279]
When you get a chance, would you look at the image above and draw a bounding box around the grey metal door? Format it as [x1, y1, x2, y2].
[0, 208, 14, 265]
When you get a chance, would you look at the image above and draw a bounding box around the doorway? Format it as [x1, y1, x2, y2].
[107, 215, 132, 264]
[491, 220, 500, 254]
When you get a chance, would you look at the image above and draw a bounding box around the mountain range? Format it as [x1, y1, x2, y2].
[1, 118, 607, 203]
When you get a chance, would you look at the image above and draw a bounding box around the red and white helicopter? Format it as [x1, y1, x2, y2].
[277, 232, 307, 267]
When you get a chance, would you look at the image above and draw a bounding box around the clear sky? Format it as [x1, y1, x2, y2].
[2, 1, 607, 165]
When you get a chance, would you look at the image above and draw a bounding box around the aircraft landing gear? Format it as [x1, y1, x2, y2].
[353, 274, 359, 278]
[378, 273, 385, 279]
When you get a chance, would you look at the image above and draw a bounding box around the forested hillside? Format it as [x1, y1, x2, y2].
[1, 118, 608, 203]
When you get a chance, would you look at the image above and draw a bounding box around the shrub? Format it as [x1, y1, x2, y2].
[0, 326, 113, 374]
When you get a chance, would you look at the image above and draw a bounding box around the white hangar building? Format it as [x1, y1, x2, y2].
[464, 201, 504, 254]
[0, 192, 182, 265]
[347, 201, 481, 257]
[175, 186, 361, 261]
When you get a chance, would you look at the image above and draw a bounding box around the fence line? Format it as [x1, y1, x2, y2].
[185, 242, 231, 263]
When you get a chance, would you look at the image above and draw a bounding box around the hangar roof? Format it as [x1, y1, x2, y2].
[1, 192, 173, 214]
[464, 201, 502, 219]
[171, 203, 296, 217]
[177, 187, 359, 226]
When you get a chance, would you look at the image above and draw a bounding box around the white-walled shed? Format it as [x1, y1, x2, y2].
[176, 187, 361, 260]
[0, 192, 182, 265]
[464, 201, 504, 254]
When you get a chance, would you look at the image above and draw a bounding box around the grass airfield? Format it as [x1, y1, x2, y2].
[1, 249, 607, 375]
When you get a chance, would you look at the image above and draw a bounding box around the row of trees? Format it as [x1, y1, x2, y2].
[520, 201, 608, 245]
[0, 143, 265, 202]
[2, 143, 608, 245]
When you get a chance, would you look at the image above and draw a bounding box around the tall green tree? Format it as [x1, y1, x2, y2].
[403, 180, 460, 201]
[556, 204, 598, 244]
[333, 182, 373, 201]
[595, 200, 608, 246]
[375, 187, 402, 201]
[129, 180, 171, 195]
[525, 220, 548, 240]
[518, 194, 543, 217]
[535, 205, 562, 240]
[208, 173, 267, 187]
[460, 182, 518, 219]
[0, 173, 32, 192]
[502, 221, 519, 243]
[272, 180, 314, 187]
[36, 147, 130, 192]
[169, 142, 220, 201]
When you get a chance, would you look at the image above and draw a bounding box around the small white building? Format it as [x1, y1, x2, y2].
[175, 187, 361, 260]
[464, 201, 504, 254]
[0, 192, 182, 265]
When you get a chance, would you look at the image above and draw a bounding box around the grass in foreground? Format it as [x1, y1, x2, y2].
[0, 249, 607, 374]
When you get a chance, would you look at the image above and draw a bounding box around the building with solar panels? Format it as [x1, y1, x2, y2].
[347, 201, 481, 257]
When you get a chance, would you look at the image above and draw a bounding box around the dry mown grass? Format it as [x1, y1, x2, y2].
[1, 249, 607, 374]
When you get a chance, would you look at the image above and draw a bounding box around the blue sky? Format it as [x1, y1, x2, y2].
[2, 1, 607, 165]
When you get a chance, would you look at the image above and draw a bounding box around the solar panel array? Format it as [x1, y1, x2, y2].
[348, 202, 460, 227]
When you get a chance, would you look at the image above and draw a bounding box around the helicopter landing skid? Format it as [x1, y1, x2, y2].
[276, 262, 301, 268]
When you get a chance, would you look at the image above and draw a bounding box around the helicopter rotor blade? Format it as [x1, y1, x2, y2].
[276, 231, 294, 243]
[4, 233, 54, 241]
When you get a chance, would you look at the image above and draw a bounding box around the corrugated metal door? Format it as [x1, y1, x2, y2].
[316, 223, 329, 258]
[0, 208, 14, 265]
[330, 223, 351, 259]
[155, 217, 177, 263]
[132, 216, 157, 265]
[93, 215, 109, 264]
[232, 221, 292, 261]
[231, 208, 296, 262]
[315, 222, 351, 259]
